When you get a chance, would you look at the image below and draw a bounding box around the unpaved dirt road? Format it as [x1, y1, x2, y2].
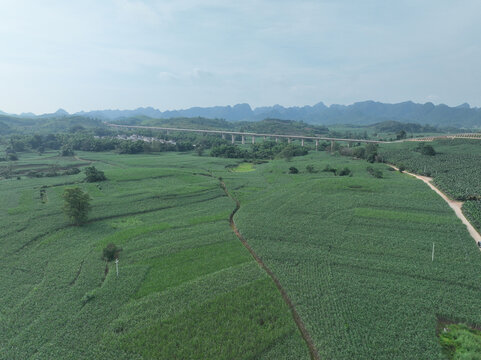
[389, 165, 481, 246]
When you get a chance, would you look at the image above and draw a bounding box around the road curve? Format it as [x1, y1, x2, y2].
[389, 165, 481, 246]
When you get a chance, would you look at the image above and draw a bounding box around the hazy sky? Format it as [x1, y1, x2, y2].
[1, 0, 480, 114]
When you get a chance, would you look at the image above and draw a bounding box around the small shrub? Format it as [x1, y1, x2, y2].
[398, 164, 406, 172]
[415, 142, 436, 156]
[85, 166, 106, 182]
[421, 145, 436, 156]
[195, 146, 204, 156]
[40, 188, 47, 203]
[306, 165, 316, 173]
[352, 147, 366, 159]
[288, 166, 299, 174]
[322, 164, 337, 174]
[65, 168, 81, 175]
[338, 167, 352, 176]
[102, 243, 122, 262]
[366, 166, 383, 178]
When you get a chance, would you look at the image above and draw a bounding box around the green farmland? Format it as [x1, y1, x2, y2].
[0, 152, 308, 359]
[1, 149, 481, 359]
[378, 139, 481, 235]
[223, 153, 481, 359]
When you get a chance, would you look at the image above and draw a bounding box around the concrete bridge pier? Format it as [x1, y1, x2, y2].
[263, 136, 266, 140]
[222, 133, 226, 140]
[252, 136, 255, 144]
[331, 140, 334, 152]
[288, 138, 291, 144]
[242, 136, 245, 145]
[275, 137, 279, 143]
[231, 134, 235, 144]
[315, 139, 319, 151]
[301, 138, 304, 147]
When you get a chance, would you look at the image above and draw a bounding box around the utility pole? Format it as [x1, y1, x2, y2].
[432, 243, 435, 262]
[115, 258, 119, 277]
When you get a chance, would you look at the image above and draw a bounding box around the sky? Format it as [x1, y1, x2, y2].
[0, 0, 480, 114]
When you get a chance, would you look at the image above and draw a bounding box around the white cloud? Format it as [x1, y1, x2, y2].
[0, 0, 480, 113]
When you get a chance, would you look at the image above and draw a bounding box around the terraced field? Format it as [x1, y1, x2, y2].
[221, 153, 481, 359]
[0, 152, 308, 359]
[2, 149, 481, 359]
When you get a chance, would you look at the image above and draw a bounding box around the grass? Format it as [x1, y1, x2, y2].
[3, 146, 481, 359]
[231, 162, 256, 172]
[378, 139, 481, 235]
[221, 151, 481, 359]
[439, 323, 481, 359]
[135, 240, 252, 297]
[0, 151, 308, 360]
[122, 278, 298, 360]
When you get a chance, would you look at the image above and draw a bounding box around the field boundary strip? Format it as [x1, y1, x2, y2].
[218, 178, 321, 360]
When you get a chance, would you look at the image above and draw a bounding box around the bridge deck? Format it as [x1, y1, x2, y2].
[107, 123, 481, 144]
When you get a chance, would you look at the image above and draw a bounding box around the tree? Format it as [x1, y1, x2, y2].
[279, 147, 294, 161]
[102, 243, 122, 262]
[84, 166, 106, 182]
[396, 130, 407, 140]
[195, 145, 204, 156]
[288, 166, 299, 174]
[60, 144, 74, 156]
[62, 187, 91, 225]
[365, 144, 378, 163]
[420, 144, 436, 156]
[352, 147, 366, 159]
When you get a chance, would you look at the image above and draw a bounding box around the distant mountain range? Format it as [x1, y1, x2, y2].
[2, 101, 481, 128]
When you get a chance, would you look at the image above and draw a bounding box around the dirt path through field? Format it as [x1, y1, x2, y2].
[219, 179, 320, 360]
[389, 165, 481, 246]
[73, 155, 92, 163]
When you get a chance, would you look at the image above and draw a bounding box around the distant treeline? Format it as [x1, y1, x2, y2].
[1, 128, 312, 161]
[211, 141, 308, 160]
[2, 131, 195, 156]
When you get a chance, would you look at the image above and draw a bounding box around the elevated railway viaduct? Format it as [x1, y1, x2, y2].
[107, 124, 384, 150]
[107, 124, 481, 148]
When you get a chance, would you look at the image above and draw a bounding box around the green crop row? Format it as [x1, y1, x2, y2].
[0, 151, 308, 359]
[221, 151, 481, 359]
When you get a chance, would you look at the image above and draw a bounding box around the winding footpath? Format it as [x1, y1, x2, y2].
[219, 180, 321, 360]
[389, 165, 481, 246]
